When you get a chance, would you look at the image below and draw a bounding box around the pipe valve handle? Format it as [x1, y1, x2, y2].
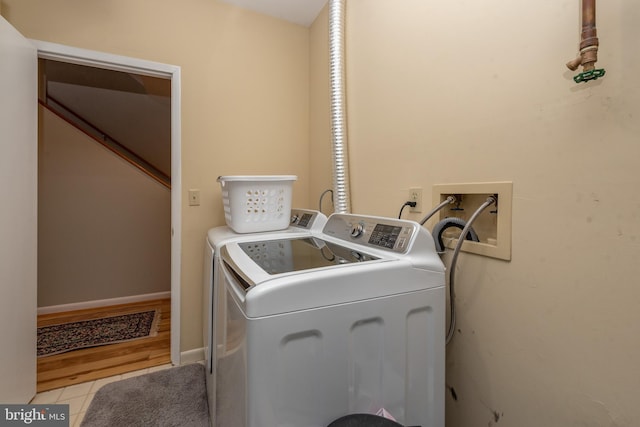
[573, 68, 606, 83]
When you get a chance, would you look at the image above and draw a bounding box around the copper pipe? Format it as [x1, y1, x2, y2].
[566, 0, 599, 72]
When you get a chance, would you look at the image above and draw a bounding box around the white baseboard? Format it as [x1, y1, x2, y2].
[37, 291, 172, 315]
[180, 347, 204, 365]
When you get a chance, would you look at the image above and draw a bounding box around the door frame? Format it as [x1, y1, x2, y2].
[33, 40, 182, 365]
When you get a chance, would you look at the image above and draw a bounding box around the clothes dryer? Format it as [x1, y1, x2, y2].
[214, 213, 445, 427]
[203, 209, 327, 422]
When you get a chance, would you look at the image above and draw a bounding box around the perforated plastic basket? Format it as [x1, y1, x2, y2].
[217, 175, 297, 233]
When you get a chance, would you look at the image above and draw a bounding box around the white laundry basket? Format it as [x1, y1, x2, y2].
[217, 175, 297, 233]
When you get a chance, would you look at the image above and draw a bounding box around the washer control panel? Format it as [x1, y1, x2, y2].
[323, 214, 417, 253]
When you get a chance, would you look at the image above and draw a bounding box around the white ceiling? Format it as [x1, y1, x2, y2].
[219, 0, 328, 27]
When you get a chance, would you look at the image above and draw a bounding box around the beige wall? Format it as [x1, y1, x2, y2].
[3, 0, 311, 352]
[38, 107, 171, 307]
[310, 1, 640, 426]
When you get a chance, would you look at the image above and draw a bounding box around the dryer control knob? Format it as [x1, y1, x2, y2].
[291, 214, 299, 224]
[350, 223, 364, 238]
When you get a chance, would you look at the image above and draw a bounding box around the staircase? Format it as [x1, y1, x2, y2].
[40, 59, 171, 189]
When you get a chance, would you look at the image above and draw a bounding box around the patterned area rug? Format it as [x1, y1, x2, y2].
[37, 309, 160, 357]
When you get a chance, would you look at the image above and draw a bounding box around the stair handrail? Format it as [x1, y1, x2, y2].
[40, 95, 171, 189]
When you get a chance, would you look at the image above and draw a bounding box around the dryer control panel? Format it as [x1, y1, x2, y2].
[290, 209, 327, 231]
[323, 214, 418, 254]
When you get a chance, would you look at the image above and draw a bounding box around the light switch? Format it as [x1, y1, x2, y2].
[188, 189, 200, 206]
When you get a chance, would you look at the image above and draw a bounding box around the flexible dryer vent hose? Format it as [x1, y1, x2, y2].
[329, 0, 351, 214]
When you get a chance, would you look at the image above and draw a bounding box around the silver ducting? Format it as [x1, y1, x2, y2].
[329, 0, 351, 214]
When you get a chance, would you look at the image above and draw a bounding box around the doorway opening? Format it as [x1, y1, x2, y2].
[32, 41, 182, 387]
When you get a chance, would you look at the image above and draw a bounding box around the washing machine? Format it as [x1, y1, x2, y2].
[213, 213, 445, 427]
[204, 208, 328, 424]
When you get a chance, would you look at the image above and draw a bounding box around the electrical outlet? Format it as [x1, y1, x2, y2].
[409, 187, 422, 213]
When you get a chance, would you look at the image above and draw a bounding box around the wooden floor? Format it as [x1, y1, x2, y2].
[37, 298, 171, 392]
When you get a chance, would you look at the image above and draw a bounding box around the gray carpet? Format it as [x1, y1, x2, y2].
[81, 363, 210, 427]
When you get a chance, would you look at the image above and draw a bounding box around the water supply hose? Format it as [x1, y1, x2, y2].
[419, 195, 456, 226]
[446, 196, 496, 345]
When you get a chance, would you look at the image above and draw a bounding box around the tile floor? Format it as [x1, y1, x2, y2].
[30, 364, 173, 427]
